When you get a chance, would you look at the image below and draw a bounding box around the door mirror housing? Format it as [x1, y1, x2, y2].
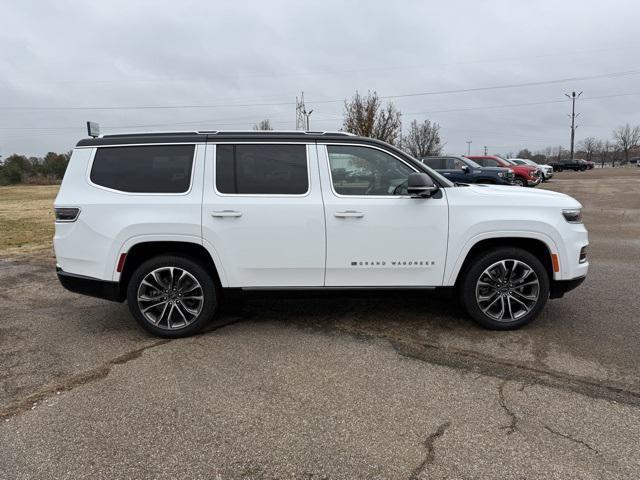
[461, 165, 470, 173]
[407, 173, 438, 198]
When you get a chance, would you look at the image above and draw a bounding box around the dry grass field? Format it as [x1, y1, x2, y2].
[0, 184, 59, 256]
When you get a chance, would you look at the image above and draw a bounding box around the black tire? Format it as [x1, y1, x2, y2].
[127, 255, 218, 338]
[460, 247, 549, 330]
[512, 177, 526, 187]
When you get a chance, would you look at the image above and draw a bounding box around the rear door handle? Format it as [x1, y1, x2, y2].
[334, 211, 364, 218]
[211, 210, 242, 218]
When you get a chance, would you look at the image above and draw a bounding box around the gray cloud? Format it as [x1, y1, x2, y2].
[1, 0, 640, 156]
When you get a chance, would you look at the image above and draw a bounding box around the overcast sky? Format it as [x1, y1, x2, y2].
[1, 0, 640, 157]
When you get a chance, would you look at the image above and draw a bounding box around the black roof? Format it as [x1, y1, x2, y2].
[76, 130, 369, 147]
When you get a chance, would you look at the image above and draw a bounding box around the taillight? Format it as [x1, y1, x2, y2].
[54, 207, 80, 222]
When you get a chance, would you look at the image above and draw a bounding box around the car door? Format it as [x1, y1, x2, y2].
[319, 143, 449, 287]
[202, 142, 325, 287]
[437, 158, 465, 183]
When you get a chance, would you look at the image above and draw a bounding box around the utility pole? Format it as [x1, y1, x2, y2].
[295, 92, 312, 131]
[466, 140, 472, 155]
[483, 145, 488, 155]
[565, 91, 582, 159]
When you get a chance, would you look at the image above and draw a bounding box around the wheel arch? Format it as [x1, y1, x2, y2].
[117, 240, 227, 299]
[449, 235, 556, 288]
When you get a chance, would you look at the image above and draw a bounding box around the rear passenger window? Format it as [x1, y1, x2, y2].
[90, 145, 195, 193]
[216, 144, 308, 195]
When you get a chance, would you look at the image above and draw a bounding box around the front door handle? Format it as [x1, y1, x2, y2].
[334, 211, 364, 218]
[211, 210, 242, 218]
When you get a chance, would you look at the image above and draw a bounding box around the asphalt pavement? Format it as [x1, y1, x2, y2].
[1, 168, 639, 479]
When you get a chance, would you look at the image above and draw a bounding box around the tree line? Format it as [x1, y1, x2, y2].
[501, 124, 640, 166]
[0, 152, 71, 185]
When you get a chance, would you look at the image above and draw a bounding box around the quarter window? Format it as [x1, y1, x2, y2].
[216, 144, 308, 195]
[327, 145, 415, 196]
[90, 145, 195, 193]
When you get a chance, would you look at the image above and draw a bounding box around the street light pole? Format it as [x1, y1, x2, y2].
[466, 140, 472, 155]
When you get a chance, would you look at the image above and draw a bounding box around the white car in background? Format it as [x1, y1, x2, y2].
[509, 158, 553, 181]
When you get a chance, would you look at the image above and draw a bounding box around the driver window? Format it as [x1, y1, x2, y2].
[453, 158, 466, 169]
[327, 145, 415, 196]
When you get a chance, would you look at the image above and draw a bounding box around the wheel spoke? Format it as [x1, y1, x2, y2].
[142, 300, 168, 313]
[511, 289, 538, 301]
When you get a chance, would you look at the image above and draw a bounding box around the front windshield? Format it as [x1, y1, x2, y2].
[511, 160, 526, 165]
[502, 158, 517, 165]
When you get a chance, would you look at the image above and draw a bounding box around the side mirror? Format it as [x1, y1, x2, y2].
[407, 173, 438, 198]
[461, 165, 470, 173]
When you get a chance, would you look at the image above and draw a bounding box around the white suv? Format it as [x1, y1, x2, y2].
[54, 131, 588, 337]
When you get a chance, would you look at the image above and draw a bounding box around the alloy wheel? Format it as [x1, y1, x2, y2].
[137, 266, 204, 330]
[475, 259, 540, 322]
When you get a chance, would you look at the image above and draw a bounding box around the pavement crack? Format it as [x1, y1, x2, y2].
[543, 424, 600, 455]
[390, 339, 640, 407]
[0, 339, 169, 420]
[498, 381, 519, 435]
[409, 421, 451, 480]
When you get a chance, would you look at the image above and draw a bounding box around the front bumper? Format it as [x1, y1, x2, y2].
[57, 267, 124, 302]
[550, 275, 586, 299]
[527, 176, 542, 186]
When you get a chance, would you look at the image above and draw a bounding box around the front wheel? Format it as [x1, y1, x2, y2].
[127, 255, 218, 338]
[512, 177, 526, 187]
[460, 248, 549, 330]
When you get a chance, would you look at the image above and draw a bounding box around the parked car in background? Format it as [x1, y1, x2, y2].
[586, 160, 595, 170]
[509, 158, 553, 181]
[630, 157, 640, 165]
[422, 156, 515, 185]
[549, 158, 587, 172]
[466, 155, 541, 187]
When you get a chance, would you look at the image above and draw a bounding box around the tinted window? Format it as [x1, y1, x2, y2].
[215, 144, 308, 195]
[327, 145, 414, 196]
[423, 158, 447, 169]
[90, 145, 195, 193]
[477, 158, 499, 167]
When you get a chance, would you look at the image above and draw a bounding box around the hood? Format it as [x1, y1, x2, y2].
[464, 184, 581, 208]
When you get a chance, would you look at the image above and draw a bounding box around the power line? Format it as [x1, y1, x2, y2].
[2, 68, 640, 112]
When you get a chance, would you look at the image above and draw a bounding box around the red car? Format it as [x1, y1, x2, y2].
[466, 155, 541, 187]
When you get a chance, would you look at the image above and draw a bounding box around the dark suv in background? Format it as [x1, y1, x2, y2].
[422, 156, 514, 185]
[549, 158, 587, 172]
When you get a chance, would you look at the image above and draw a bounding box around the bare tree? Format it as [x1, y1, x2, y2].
[596, 140, 610, 168]
[399, 119, 444, 158]
[516, 148, 533, 159]
[579, 137, 599, 162]
[253, 119, 273, 131]
[613, 123, 640, 164]
[342, 91, 402, 144]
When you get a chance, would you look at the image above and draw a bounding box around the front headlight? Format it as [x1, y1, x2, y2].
[562, 209, 583, 224]
[497, 172, 505, 178]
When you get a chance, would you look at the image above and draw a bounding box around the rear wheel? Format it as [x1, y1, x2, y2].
[460, 247, 549, 330]
[127, 255, 218, 338]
